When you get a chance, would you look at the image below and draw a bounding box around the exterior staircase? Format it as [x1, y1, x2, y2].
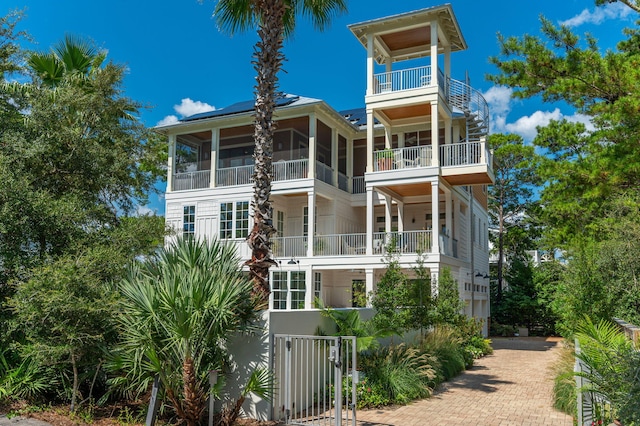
[446, 77, 489, 143]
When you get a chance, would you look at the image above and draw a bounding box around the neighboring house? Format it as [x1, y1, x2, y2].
[158, 5, 493, 337]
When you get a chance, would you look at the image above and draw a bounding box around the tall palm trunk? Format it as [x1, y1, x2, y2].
[182, 355, 204, 426]
[246, 0, 286, 304]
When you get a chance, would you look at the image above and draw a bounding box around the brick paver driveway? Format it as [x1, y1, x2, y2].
[355, 337, 574, 426]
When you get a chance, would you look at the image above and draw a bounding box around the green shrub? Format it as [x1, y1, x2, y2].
[331, 376, 390, 409]
[359, 344, 436, 405]
[490, 321, 517, 337]
[551, 343, 576, 417]
[420, 326, 466, 381]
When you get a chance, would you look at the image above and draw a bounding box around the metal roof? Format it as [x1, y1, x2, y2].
[180, 95, 302, 122]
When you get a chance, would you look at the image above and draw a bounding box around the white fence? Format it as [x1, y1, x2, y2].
[273, 335, 357, 426]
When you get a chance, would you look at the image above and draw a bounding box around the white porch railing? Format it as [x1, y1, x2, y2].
[441, 141, 490, 167]
[217, 164, 253, 187]
[173, 170, 210, 191]
[271, 236, 307, 258]
[273, 159, 308, 181]
[352, 176, 365, 194]
[373, 230, 432, 255]
[338, 172, 348, 192]
[315, 161, 334, 185]
[215, 159, 310, 188]
[374, 146, 432, 171]
[271, 230, 434, 257]
[374, 65, 432, 94]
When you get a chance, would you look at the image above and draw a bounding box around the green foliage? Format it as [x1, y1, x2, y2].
[316, 299, 392, 352]
[0, 350, 53, 401]
[551, 343, 577, 417]
[491, 259, 557, 334]
[574, 317, 639, 425]
[487, 133, 538, 297]
[489, 13, 640, 248]
[113, 237, 260, 425]
[0, 29, 166, 409]
[358, 344, 436, 405]
[419, 326, 467, 382]
[432, 268, 464, 326]
[576, 317, 637, 416]
[354, 377, 390, 408]
[370, 248, 414, 334]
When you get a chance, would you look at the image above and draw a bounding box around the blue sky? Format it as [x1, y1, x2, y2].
[2, 0, 636, 213]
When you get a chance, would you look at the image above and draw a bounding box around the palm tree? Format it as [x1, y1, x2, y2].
[213, 0, 347, 303]
[28, 34, 106, 87]
[115, 237, 265, 426]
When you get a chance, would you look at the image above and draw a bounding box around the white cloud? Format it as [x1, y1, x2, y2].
[156, 98, 215, 127]
[156, 115, 179, 127]
[560, 2, 633, 27]
[135, 204, 154, 216]
[174, 98, 215, 117]
[483, 86, 514, 134]
[504, 108, 594, 141]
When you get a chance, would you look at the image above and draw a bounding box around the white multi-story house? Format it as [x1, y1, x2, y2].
[158, 4, 493, 336]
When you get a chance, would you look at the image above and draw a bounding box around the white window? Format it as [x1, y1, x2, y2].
[272, 272, 288, 310]
[183, 205, 195, 238]
[271, 270, 307, 310]
[276, 210, 284, 237]
[314, 272, 322, 302]
[290, 271, 306, 310]
[219, 201, 250, 239]
[303, 206, 308, 237]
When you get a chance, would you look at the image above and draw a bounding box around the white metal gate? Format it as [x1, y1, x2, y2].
[272, 334, 357, 426]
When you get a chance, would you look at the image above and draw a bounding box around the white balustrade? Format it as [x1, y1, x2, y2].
[374, 146, 432, 171]
[173, 170, 210, 191]
[373, 66, 432, 94]
[351, 176, 365, 194]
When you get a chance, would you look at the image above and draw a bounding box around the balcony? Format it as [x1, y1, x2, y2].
[271, 230, 444, 258]
[374, 146, 432, 172]
[173, 169, 210, 191]
[373, 66, 446, 95]
[172, 158, 368, 194]
[371, 142, 493, 185]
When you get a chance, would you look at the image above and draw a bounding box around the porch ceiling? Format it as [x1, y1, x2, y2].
[348, 5, 467, 64]
[384, 182, 440, 198]
[381, 104, 431, 121]
[380, 26, 431, 52]
[443, 172, 494, 186]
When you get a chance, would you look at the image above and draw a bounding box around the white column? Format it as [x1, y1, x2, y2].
[167, 134, 176, 192]
[305, 267, 314, 309]
[431, 101, 440, 167]
[430, 21, 439, 87]
[454, 197, 461, 253]
[384, 195, 392, 233]
[444, 45, 451, 80]
[431, 180, 440, 254]
[210, 128, 219, 188]
[385, 126, 392, 149]
[307, 191, 315, 258]
[366, 187, 374, 255]
[366, 110, 374, 172]
[445, 191, 452, 255]
[347, 137, 354, 193]
[365, 269, 375, 307]
[397, 201, 404, 233]
[444, 116, 452, 145]
[332, 128, 338, 187]
[308, 114, 317, 179]
[398, 132, 405, 149]
[431, 266, 440, 297]
[366, 34, 374, 96]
